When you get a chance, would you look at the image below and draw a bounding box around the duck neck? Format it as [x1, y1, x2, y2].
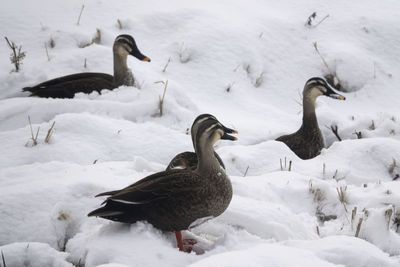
[195, 142, 220, 174]
[302, 95, 319, 130]
[113, 53, 133, 87]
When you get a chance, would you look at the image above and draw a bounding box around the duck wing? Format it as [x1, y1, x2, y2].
[107, 169, 202, 205]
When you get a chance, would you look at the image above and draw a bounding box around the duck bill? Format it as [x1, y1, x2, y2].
[221, 125, 238, 135]
[130, 50, 151, 62]
[324, 85, 346, 100]
[221, 132, 238, 141]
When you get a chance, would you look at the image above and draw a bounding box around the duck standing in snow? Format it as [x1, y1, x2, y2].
[276, 77, 345, 159]
[88, 115, 238, 252]
[22, 34, 150, 98]
[166, 113, 236, 170]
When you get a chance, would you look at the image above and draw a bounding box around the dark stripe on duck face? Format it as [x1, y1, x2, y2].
[305, 77, 328, 88]
[193, 114, 217, 126]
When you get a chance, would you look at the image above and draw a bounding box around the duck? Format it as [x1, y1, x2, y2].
[166, 114, 237, 170]
[22, 34, 150, 98]
[88, 114, 238, 252]
[276, 77, 345, 159]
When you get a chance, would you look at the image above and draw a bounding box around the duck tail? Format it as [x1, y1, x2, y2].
[95, 190, 120, 197]
[87, 206, 123, 217]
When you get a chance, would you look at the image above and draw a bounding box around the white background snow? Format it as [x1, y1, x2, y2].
[1, 0, 400, 266]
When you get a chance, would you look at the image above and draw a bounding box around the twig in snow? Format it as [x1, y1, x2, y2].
[1, 251, 6, 267]
[26, 116, 39, 146]
[243, 166, 250, 177]
[84, 58, 87, 68]
[316, 225, 320, 236]
[351, 206, 357, 229]
[355, 217, 363, 237]
[322, 163, 326, 176]
[314, 15, 330, 28]
[313, 42, 342, 86]
[93, 28, 101, 44]
[280, 157, 292, 171]
[45, 121, 56, 143]
[226, 82, 235, 92]
[4, 37, 26, 72]
[45, 42, 51, 61]
[326, 124, 342, 141]
[353, 131, 362, 139]
[162, 57, 171, 72]
[336, 186, 348, 213]
[369, 120, 376, 130]
[117, 19, 123, 29]
[93, 159, 98, 164]
[49, 37, 55, 48]
[76, 5, 85, 25]
[254, 71, 265, 87]
[386, 208, 393, 231]
[155, 80, 168, 116]
[332, 169, 338, 180]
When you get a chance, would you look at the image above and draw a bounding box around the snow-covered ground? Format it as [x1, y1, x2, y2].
[1, 0, 400, 266]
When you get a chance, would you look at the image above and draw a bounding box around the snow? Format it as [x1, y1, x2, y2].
[1, 0, 400, 266]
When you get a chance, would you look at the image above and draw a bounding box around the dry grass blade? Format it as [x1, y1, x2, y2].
[4, 36, 26, 72]
[351, 206, 357, 228]
[117, 19, 123, 29]
[28, 116, 39, 146]
[385, 208, 393, 231]
[336, 186, 348, 213]
[313, 42, 330, 70]
[355, 217, 363, 237]
[316, 225, 320, 236]
[329, 124, 342, 141]
[45, 42, 50, 61]
[45, 121, 56, 143]
[314, 14, 330, 27]
[1, 251, 6, 267]
[93, 29, 101, 44]
[254, 71, 265, 87]
[76, 5, 85, 25]
[243, 166, 250, 177]
[288, 160, 292, 172]
[353, 131, 362, 139]
[155, 80, 168, 116]
[313, 42, 342, 86]
[162, 57, 171, 72]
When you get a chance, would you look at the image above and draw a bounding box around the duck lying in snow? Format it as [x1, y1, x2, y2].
[22, 34, 150, 98]
[276, 77, 345, 159]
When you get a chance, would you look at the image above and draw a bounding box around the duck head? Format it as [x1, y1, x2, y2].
[303, 77, 345, 101]
[194, 115, 238, 152]
[191, 114, 237, 149]
[114, 34, 151, 62]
